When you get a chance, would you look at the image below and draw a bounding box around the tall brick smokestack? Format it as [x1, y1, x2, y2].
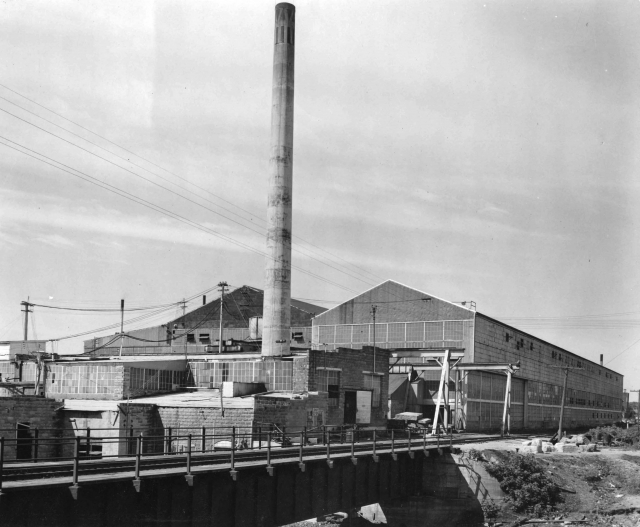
[262, 2, 295, 358]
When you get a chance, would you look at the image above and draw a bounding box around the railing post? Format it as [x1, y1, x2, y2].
[133, 434, 142, 491]
[298, 431, 305, 471]
[86, 426, 91, 459]
[184, 433, 194, 486]
[372, 429, 378, 462]
[423, 430, 429, 457]
[33, 427, 39, 463]
[230, 427, 237, 480]
[350, 426, 357, 465]
[68, 436, 81, 499]
[201, 426, 206, 454]
[258, 426, 262, 450]
[266, 431, 273, 476]
[326, 429, 333, 468]
[165, 427, 172, 454]
[407, 428, 414, 459]
[391, 430, 397, 461]
[281, 426, 286, 448]
[187, 434, 192, 474]
[450, 428, 453, 449]
[437, 431, 442, 455]
[0, 437, 5, 494]
[73, 436, 80, 485]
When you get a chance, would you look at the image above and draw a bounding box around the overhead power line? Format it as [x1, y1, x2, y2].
[0, 85, 383, 285]
[0, 137, 360, 294]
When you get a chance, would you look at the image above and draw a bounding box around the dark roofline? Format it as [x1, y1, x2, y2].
[475, 312, 623, 377]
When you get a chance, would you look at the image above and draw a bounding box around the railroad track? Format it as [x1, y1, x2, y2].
[2, 433, 500, 483]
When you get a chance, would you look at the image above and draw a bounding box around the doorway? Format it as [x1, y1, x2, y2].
[344, 391, 357, 424]
[16, 423, 32, 460]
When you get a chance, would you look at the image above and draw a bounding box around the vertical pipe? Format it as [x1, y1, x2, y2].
[258, 426, 262, 450]
[326, 431, 331, 462]
[372, 430, 377, 457]
[262, 2, 296, 357]
[86, 426, 91, 459]
[391, 430, 395, 455]
[201, 426, 206, 454]
[407, 429, 411, 454]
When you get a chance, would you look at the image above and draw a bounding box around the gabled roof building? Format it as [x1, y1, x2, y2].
[312, 280, 624, 432]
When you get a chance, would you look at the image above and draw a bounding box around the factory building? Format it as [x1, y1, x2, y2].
[312, 280, 624, 432]
[84, 285, 326, 356]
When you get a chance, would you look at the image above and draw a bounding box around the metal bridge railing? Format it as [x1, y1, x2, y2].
[0, 425, 456, 494]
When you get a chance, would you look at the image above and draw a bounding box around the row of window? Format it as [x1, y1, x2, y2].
[129, 368, 185, 394]
[314, 319, 474, 347]
[189, 360, 293, 391]
[505, 332, 619, 383]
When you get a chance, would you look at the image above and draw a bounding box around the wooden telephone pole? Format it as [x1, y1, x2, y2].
[553, 365, 583, 439]
[21, 300, 33, 341]
[628, 389, 640, 424]
[217, 282, 228, 354]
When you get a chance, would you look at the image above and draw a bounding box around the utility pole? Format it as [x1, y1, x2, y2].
[552, 365, 582, 439]
[371, 305, 377, 374]
[217, 282, 228, 354]
[21, 299, 33, 341]
[629, 389, 640, 425]
[118, 299, 125, 359]
[180, 299, 187, 359]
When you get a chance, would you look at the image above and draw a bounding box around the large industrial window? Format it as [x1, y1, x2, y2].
[318, 370, 340, 407]
[363, 373, 382, 408]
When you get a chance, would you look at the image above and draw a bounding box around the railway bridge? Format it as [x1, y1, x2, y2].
[0, 430, 498, 526]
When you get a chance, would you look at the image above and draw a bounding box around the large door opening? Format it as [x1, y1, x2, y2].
[344, 391, 357, 424]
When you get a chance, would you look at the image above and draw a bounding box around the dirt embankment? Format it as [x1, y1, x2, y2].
[460, 438, 640, 526]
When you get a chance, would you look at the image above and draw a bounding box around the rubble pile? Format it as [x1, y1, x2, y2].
[519, 435, 597, 455]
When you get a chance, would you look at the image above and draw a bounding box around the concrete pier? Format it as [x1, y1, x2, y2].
[262, 2, 296, 358]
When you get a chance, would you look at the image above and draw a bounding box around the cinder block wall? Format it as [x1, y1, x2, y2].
[155, 406, 255, 439]
[0, 396, 61, 461]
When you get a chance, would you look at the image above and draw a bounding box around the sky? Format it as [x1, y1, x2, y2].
[0, 1, 639, 388]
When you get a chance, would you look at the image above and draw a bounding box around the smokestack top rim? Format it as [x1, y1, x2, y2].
[276, 2, 296, 11]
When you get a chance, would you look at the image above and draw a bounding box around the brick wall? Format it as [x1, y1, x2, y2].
[307, 346, 389, 427]
[254, 393, 328, 430]
[155, 406, 255, 437]
[0, 397, 61, 461]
